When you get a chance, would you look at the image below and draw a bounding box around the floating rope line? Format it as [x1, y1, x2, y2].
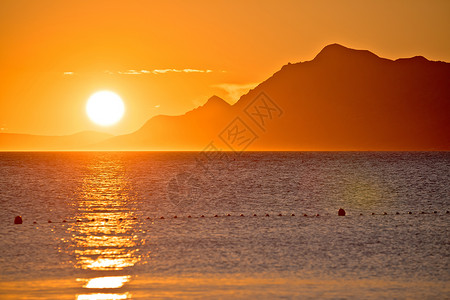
[12, 210, 450, 225]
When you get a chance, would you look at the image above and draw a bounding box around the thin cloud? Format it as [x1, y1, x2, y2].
[63, 71, 74, 75]
[111, 69, 215, 75]
[213, 83, 259, 103]
[182, 69, 212, 73]
[118, 70, 141, 75]
[152, 69, 180, 74]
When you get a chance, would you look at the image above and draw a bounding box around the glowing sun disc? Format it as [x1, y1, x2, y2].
[86, 91, 125, 126]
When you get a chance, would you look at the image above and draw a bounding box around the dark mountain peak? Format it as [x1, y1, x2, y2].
[314, 43, 380, 62]
[318, 43, 348, 53]
[137, 95, 231, 132]
[180, 95, 231, 118]
[92, 44, 449, 151]
[395, 55, 429, 63]
[203, 95, 230, 108]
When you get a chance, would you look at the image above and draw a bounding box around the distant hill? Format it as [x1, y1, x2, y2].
[0, 131, 112, 151]
[3, 44, 449, 151]
[97, 95, 235, 150]
[98, 44, 450, 151]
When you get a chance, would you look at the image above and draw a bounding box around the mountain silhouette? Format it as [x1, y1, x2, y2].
[97, 95, 234, 150]
[2, 44, 449, 151]
[98, 43, 449, 151]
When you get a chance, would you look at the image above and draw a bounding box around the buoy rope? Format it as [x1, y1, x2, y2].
[14, 210, 450, 224]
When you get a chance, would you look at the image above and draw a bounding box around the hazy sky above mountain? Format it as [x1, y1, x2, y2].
[1, 0, 449, 136]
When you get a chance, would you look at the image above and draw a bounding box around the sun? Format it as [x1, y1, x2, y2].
[86, 91, 125, 126]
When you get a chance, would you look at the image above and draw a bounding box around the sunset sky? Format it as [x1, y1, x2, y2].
[1, 0, 449, 136]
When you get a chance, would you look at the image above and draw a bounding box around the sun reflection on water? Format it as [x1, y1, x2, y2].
[67, 155, 143, 299]
[76, 293, 130, 300]
[79, 275, 131, 289]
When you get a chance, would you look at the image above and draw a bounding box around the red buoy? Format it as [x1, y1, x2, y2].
[14, 216, 23, 224]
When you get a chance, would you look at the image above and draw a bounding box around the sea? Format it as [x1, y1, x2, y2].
[0, 152, 448, 299]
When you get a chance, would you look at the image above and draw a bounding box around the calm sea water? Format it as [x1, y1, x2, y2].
[0, 152, 448, 299]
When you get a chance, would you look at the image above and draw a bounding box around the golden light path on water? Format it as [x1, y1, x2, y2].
[83, 276, 131, 289]
[68, 155, 143, 299]
[76, 293, 129, 300]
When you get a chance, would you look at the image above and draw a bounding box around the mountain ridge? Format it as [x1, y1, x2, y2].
[2, 43, 449, 151]
[106, 43, 448, 151]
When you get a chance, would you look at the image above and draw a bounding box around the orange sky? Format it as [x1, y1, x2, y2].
[1, 0, 449, 136]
